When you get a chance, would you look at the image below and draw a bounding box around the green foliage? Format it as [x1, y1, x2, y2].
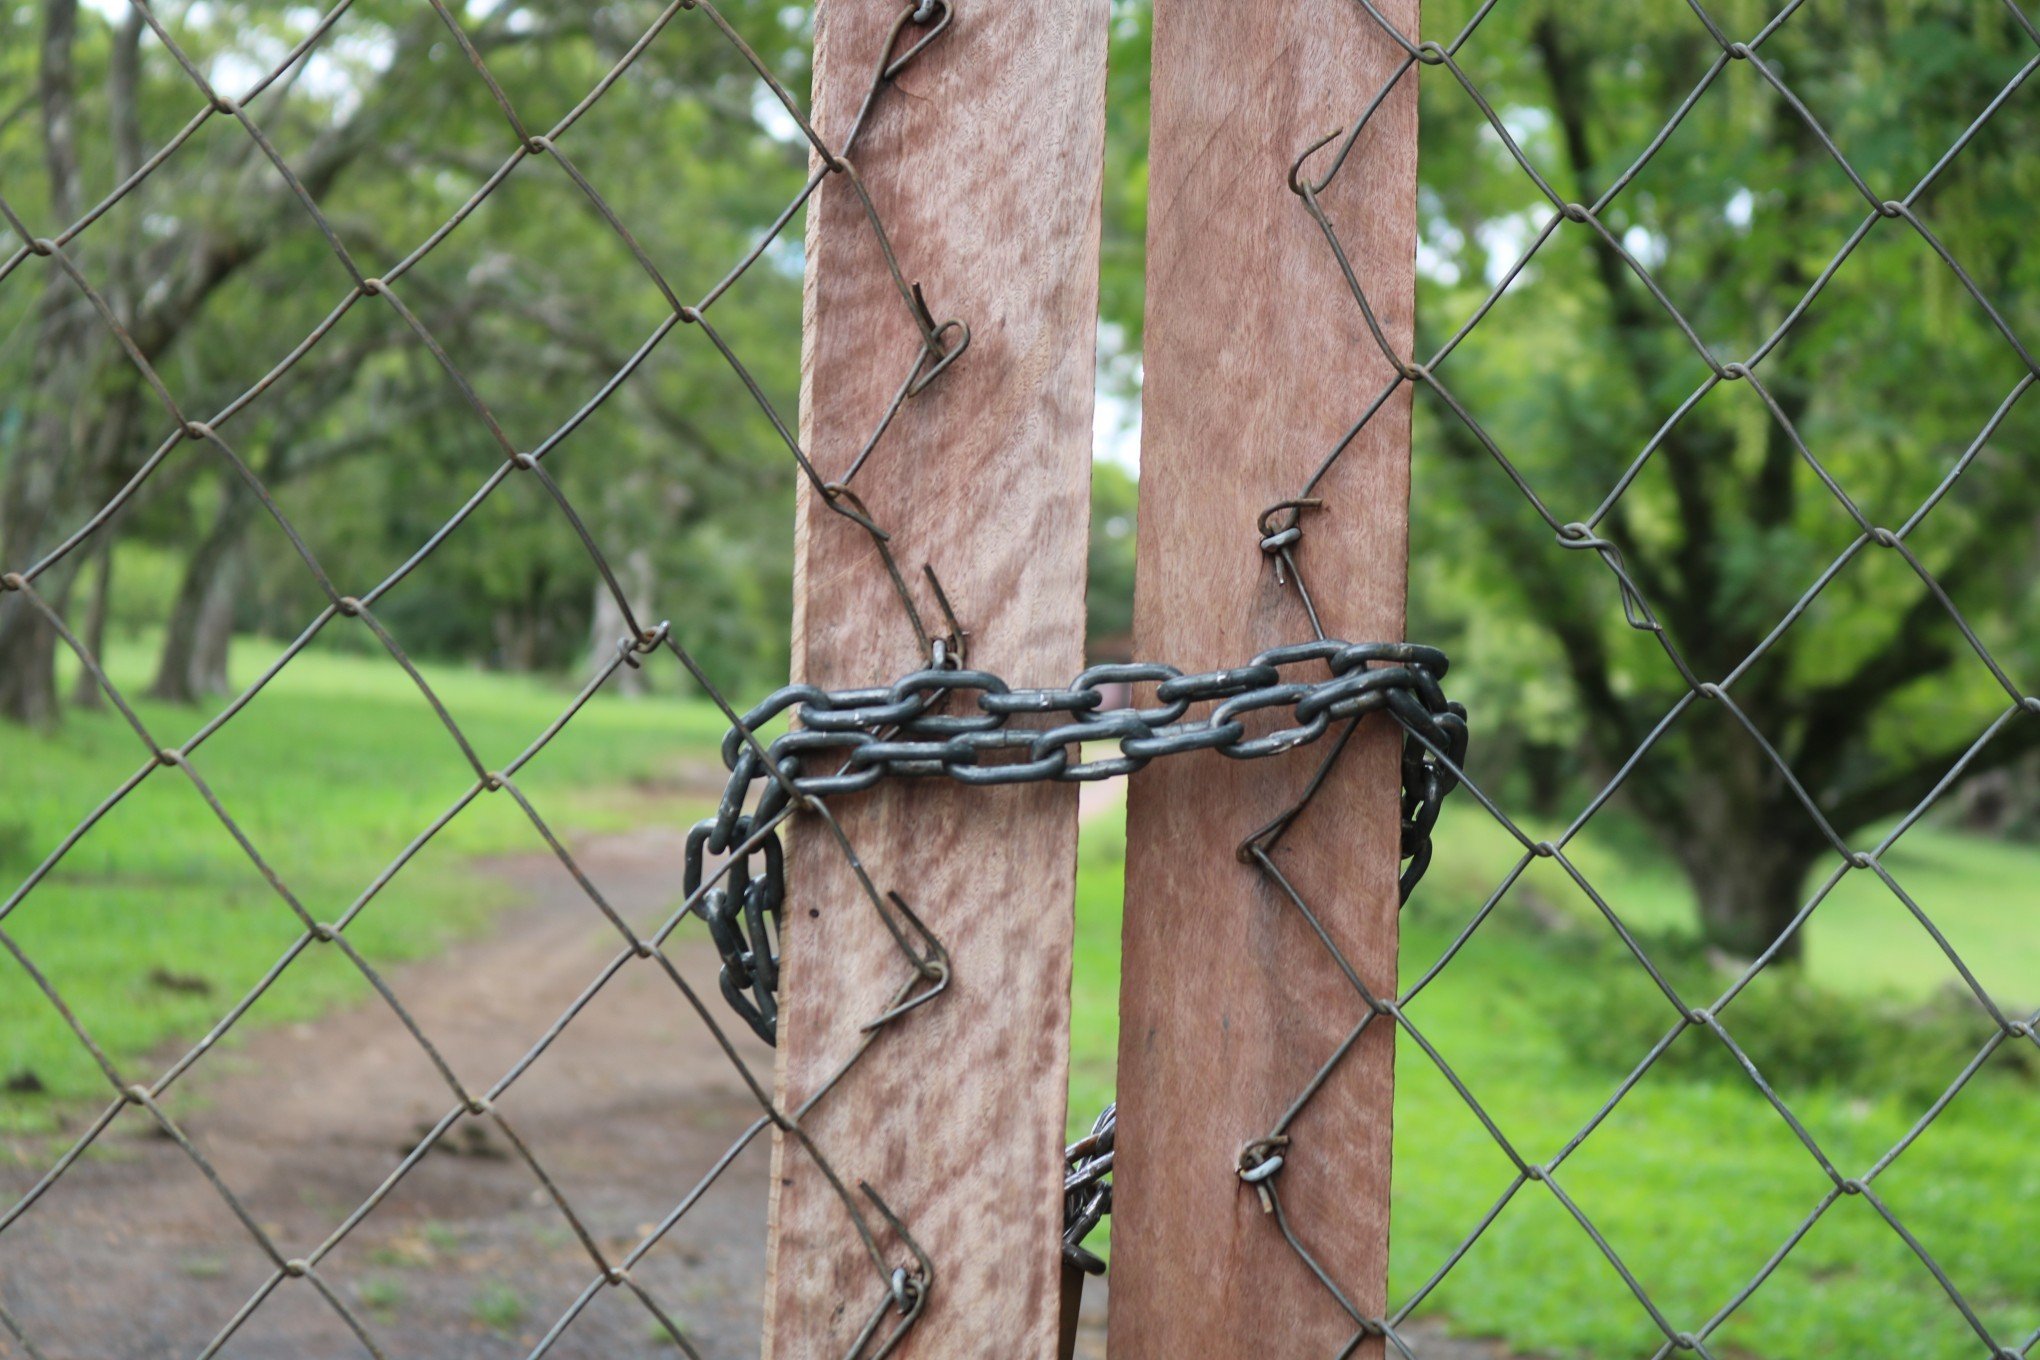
[1086, 459, 1139, 659]
[0, 813, 27, 874]
[354, 1275, 405, 1320]
[1098, 0, 1152, 397]
[1068, 800, 1128, 1141]
[1, 1, 818, 697]
[470, 1280, 528, 1334]
[1093, 0, 2040, 950]
[1400, 0, 2040, 818]
[1564, 931, 2036, 1105]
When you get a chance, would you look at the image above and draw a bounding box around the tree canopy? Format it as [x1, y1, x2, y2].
[1094, 0, 2040, 956]
[3, 0, 2036, 959]
[0, 0, 813, 717]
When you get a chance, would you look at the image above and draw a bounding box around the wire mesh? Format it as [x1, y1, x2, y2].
[8, 0, 2039, 1356]
[1238, 1, 2040, 1356]
[0, 3, 975, 1356]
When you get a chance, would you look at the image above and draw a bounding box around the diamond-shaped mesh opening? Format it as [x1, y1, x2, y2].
[384, 166, 685, 438]
[1757, 217, 2040, 525]
[1866, 1037, 2040, 1350]
[484, 951, 772, 1209]
[1563, 373, 1873, 660]
[184, 625, 506, 899]
[1822, 827, 2040, 1006]
[1700, 1191, 2006, 1360]
[1744, 2, 2040, 195]
[1412, 220, 1736, 518]
[245, 16, 532, 225]
[1399, 847, 1687, 1142]
[1392, 1159, 1673, 1358]
[0, 1099, 284, 1351]
[1543, 1023, 1842, 1324]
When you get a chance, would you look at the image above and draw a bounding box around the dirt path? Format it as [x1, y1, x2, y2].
[0, 827, 779, 1360]
[0, 817, 1521, 1360]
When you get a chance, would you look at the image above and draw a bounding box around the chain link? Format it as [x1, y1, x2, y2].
[687, 640, 1467, 1047]
[1062, 1102, 1117, 1275]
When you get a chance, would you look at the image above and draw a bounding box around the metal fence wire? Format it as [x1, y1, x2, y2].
[0, 3, 984, 1356]
[1248, 1, 2040, 1357]
[6, 0, 2040, 1357]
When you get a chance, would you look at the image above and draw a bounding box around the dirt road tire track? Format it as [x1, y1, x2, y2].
[1, 828, 778, 1360]
[1, 819, 1513, 1360]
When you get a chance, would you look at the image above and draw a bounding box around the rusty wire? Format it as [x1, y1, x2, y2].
[1230, 1, 2040, 1357]
[0, 2, 976, 1356]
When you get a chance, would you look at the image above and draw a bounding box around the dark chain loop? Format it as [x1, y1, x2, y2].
[1062, 1103, 1116, 1275]
[690, 638, 1467, 1047]
[684, 819, 784, 1048]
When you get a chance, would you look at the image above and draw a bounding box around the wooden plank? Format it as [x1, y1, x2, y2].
[1107, 1, 1421, 1356]
[760, 2, 1108, 1357]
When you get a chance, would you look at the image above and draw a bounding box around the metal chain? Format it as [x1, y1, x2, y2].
[1062, 1102, 1116, 1275]
[687, 639, 1468, 1046]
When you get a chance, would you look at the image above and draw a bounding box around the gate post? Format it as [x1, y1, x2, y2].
[1109, 1, 1422, 1355]
[761, 2, 1109, 1356]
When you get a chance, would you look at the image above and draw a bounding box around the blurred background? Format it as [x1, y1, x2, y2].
[2, 1, 2038, 1357]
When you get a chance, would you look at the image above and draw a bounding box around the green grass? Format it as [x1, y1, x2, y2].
[9, 631, 2037, 1358]
[1068, 795, 1128, 1140]
[1431, 808, 2040, 1008]
[1068, 806, 2040, 1360]
[1, 632, 728, 1133]
[470, 1279, 528, 1333]
[355, 1274, 405, 1320]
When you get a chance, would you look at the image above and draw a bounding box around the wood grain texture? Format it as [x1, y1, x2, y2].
[1107, 1, 1421, 1356]
[760, 3, 1108, 1357]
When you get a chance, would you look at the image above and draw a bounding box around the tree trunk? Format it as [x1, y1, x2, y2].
[584, 546, 653, 695]
[0, 0, 87, 727]
[67, 533, 114, 708]
[1682, 835, 1820, 963]
[150, 486, 249, 704]
[186, 551, 239, 698]
[1603, 713, 1831, 966]
[0, 567, 74, 728]
[492, 609, 535, 672]
[0, 301, 94, 727]
[1664, 747, 1826, 963]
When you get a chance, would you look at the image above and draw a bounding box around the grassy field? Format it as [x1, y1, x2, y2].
[1069, 804, 2040, 1360]
[0, 634, 727, 1134]
[7, 639, 2037, 1358]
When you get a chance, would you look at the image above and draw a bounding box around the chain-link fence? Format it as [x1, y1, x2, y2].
[0, 3, 984, 1356]
[6, 0, 2040, 1356]
[1237, 0, 2040, 1355]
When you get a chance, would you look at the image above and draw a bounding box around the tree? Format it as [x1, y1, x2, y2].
[1418, 0, 2040, 959]
[1, 0, 475, 721]
[0, 0, 812, 715]
[1101, 0, 2040, 960]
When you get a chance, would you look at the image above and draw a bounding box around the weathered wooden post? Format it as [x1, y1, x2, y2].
[1109, 0, 1422, 1354]
[762, 2, 1109, 1356]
